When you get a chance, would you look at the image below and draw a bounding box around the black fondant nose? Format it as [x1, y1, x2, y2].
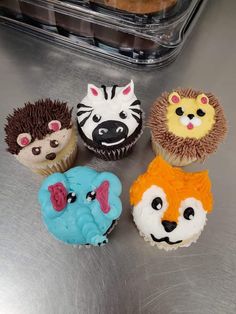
[162, 220, 177, 233]
[187, 114, 194, 120]
[46, 152, 56, 160]
[92, 120, 128, 145]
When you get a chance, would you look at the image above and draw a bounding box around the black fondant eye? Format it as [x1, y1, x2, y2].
[151, 197, 163, 210]
[86, 191, 96, 201]
[183, 207, 195, 220]
[93, 114, 101, 123]
[50, 140, 59, 148]
[67, 192, 77, 203]
[196, 109, 206, 117]
[175, 107, 184, 116]
[119, 111, 127, 119]
[32, 147, 41, 155]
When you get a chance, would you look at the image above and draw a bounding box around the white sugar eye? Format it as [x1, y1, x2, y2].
[98, 128, 108, 135]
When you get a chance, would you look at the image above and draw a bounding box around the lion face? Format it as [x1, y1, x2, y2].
[166, 92, 215, 139]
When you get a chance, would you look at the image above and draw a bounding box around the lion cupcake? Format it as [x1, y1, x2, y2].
[5, 99, 77, 175]
[130, 156, 213, 250]
[148, 89, 227, 166]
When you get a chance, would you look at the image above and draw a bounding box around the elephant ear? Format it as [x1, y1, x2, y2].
[38, 173, 69, 219]
[91, 172, 122, 219]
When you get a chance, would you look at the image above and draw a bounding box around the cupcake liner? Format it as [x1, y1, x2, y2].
[151, 135, 197, 166]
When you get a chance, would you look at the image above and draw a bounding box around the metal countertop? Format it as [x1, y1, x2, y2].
[0, 0, 235, 313]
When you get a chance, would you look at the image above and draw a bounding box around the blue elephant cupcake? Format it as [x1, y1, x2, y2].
[38, 166, 122, 246]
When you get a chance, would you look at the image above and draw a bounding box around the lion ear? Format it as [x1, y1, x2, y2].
[168, 92, 181, 105]
[196, 93, 209, 105]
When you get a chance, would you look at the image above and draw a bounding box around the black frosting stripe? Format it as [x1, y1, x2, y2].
[130, 108, 142, 115]
[77, 110, 92, 117]
[77, 103, 92, 109]
[101, 85, 108, 100]
[111, 85, 118, 99]
[132, 114, 141, 123]
[130, 100, 141, 107]
[79, 111, 93, 127]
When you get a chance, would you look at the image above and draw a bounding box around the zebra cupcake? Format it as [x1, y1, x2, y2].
[77, 80, 143, 160]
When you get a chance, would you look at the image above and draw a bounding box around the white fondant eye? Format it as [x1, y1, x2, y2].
[93, 114, 101, 123]
[183, 207, 195, 220]
[17, 133, 32, 147]
[151, 197, 163, 210]
[119, 111, 127, 119]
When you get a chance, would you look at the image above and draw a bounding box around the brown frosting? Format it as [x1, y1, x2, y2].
[148, 88, 228, 160]
[5, 99, 72, 155]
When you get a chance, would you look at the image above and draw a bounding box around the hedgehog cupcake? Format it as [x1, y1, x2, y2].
[130, 156, 213, 250]
[5, 99, 78, 175]
[77, 80, 143, 160]
[148, 89, 227, 166]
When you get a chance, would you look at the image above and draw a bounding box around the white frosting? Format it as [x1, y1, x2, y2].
[77, 80, 142, 145]
[180, 115, 202, 127]
[133, 185, 207, 246]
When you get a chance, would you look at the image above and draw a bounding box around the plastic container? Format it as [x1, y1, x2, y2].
[0, 0, 207, 67]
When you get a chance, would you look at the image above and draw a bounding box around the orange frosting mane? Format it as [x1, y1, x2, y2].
[130, 156, 213, 222]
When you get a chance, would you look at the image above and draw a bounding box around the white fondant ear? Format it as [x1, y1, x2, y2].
[17, 133, 32, 147]
[87, 84, 101, 98]
[168, 92, 181, 105]
[48, 120, 61, 132]
[121, 80, 134, 96]
[196, 94, 209, 105]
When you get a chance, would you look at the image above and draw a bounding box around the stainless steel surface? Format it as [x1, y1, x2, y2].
[0, 0, 235, 313]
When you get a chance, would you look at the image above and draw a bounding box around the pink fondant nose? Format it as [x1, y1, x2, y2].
[187, 123, 194, 130]
[96, 181, 110, 213]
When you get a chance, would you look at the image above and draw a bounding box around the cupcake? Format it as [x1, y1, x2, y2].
[90, 0, 177, 14]
[148, 88, 227, 166]
[38, 166, 122, 246]
[130, 156, 213, 250]
[5, 99, 77, 175]
[77, 80, 143, 160]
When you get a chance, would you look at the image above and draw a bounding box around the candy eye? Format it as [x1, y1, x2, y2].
[93, 114, 101, 123]
[86, 191, 96, 201]
[175, 107, 184, 116]
[151, 197, 163, 210]
[67, 192, 77, 204]
[50, 140, 59, 148]
[119, 111, 127, 119]
[196, 109, 206, 117]
[32, 147, 41, 155]
[183, 207, 195, 220]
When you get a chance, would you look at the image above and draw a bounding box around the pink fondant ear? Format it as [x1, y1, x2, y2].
[197, 94, 209, 105]
[17, 133, 32, 147]
[122, 80, 134, 96]
[87, 84, 100, 97]
[168, 92, 181, 105]
[48, 182, 67, 212]
[48, 120, 61, 132]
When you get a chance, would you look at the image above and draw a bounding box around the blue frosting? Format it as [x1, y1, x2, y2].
[38, 166, 122, 246]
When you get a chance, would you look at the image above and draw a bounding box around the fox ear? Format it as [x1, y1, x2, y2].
[148, 156, 173, 175]
[189, 171, 213, 212]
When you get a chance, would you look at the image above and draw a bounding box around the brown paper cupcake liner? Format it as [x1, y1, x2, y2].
[151, 134, 197, 166]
